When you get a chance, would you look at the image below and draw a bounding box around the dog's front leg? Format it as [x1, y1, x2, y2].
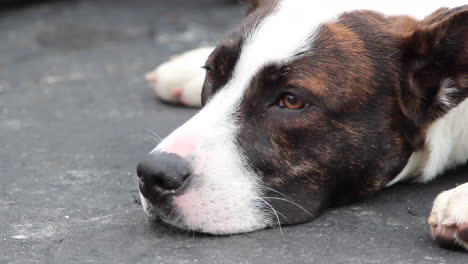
[145, 47, 215, 107]
[428, 182, 468, 250]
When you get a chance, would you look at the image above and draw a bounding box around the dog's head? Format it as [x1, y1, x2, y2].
[137, 0, 468, 234]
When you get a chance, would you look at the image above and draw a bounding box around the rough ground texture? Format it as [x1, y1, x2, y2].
[0, 0, 467, 263]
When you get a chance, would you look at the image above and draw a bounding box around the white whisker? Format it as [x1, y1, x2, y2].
[144, 128, 163, 143]
[262, 197, 314, 217]
[262, 186, 291, 199]
[206, 215, 221, 235]
[145, 135, 161, 143]
[255, 197, 285, 239]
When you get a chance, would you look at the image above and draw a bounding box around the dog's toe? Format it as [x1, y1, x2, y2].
[431, 223, 457, 247]
[145, 72, 158, 84]
[429, 183, 468, 250]
[455, 222, 468, 249]
[458, 222, 468, 241]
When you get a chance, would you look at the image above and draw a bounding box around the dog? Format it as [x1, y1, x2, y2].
[137, 0, 468, 250]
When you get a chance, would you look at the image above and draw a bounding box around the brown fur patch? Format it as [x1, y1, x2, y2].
[287, 21, 374, 112]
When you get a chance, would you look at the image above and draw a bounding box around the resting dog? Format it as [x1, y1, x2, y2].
[137, 0, 468, 250]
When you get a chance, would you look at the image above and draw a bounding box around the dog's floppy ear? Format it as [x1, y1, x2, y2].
[399, 6, 468, 125]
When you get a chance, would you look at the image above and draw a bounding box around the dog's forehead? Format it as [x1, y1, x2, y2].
[208, 0, 465, 110]
[228, 1, 323, 91]
[229, 0, 459, 74]
[225, 0, 432, 95]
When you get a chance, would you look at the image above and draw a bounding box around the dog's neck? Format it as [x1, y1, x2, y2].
[389, 98, 468, 186]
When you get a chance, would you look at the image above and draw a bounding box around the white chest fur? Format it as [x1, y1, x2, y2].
[388, 98, 468, 186]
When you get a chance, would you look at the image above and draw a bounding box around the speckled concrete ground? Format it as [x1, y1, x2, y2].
[0, 1, 467, 263]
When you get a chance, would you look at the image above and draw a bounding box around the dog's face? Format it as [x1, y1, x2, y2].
[138, 1, 468, 234]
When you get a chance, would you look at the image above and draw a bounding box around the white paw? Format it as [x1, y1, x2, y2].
[428, 182, 468, 250]
[145, 47, 215, 107]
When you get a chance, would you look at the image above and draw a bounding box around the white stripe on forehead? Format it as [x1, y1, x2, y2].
[159, 0, 468, 129]
[226, 0, 321, 98]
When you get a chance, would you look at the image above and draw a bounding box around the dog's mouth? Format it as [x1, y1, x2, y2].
[138, 183, 230, 234]
[138, 179, 276, 235]
[138, 190, 189, 229]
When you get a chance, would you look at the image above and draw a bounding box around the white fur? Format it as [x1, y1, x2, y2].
[431, 183, 468, 225]
[422, 101, 468, 182]
[388, 97, 468, 186]
[139, 192, 150, 215]
[146, 47, 214, 107]
[437, 79, 458, 109]
[429, 183, 468, 249]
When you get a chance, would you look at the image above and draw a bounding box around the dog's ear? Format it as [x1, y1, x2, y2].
[399, 6, 468, 125]
[239, 0, 275, 15]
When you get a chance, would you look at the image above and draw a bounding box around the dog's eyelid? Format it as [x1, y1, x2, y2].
[201, 65, 213, 72]
[287, 86, 326, 110]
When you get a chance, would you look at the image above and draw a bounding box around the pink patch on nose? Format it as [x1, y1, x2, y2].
[161, 133, 200, 158]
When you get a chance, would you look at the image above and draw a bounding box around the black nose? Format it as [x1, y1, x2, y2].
[137, 152, 192, 199]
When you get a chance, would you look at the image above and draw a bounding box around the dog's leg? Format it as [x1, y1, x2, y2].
[428, 182, 468, 250]
[145, 47, 215, 107]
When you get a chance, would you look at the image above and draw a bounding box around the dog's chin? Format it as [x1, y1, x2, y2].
[138, 192, 270, 235]
[139, 194, 187, 229]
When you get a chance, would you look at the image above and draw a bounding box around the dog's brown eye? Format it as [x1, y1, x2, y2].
[279, 93, 305, 110]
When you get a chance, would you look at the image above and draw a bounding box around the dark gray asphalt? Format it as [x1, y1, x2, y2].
[0, 0, 467, 263]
